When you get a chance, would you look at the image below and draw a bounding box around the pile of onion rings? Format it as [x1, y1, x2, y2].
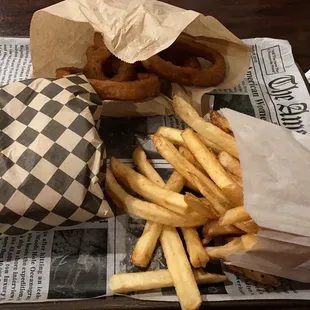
[144, 34, 226, 87]
[56, 33, 226, 101]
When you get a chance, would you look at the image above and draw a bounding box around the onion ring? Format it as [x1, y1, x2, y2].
[56, 67, 83, 78]
[111, 61, 137, 82]
[142, 34, 226, 87]
[56, 33, 159, 101]
[83, 46, 111, 80]
[86, 45, 97, 60]
[56, 67, 160, 101]
[159, 48, 201, 69]
[183, 56, 201, 69]
[104, 59, 121, 77]
[102, 57, 137, 81]
[84, 42, 136, 82]
[88, 73, 160, 100]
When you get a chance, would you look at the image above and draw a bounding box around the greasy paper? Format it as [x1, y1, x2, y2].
[30, 0, 251, 117]
[223, 109, 310, 282]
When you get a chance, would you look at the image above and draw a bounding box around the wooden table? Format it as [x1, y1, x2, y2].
[0, 0, 310, 309]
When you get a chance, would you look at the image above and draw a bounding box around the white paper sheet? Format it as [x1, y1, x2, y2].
[223, 109, 310, 282]
[223, 109, 310, 237]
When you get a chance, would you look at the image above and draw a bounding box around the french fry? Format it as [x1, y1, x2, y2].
[202, 222, 211, 239]
[156, 127, 185, 146]
[132, 146, 164, 267]
[131, 221, 162, 267]
[240, 232, 257, 247]
[178, 146, 202, 192]
[179, 146, 205, 172]
[210, 110, 233, 135]
[189, 173, 232, 215]
[109, 269, 227, 294]
[193, 269, 227, 284]
[153, 128, 224, 159]
[200, 196, 221, 218]
[191, 176, 249, 235]
[198, 134, 223, 155]
[208, 222, 244, 238]
[221, 183, 244, 207]
[181, 227, 209, 268]
[182, 128, 243, 207]
[184, 180, 200, 193]
[219, 206, 251, 226]
[160, 226, 202, 310]
[203, 221, 243, 237]
[234, 222, 251, 234]
[182, 128, 236, 189]
[132, 167, 186, 267]
[206, 234, 257, 260]
[110, 89, 272, 309]
[166, 170, 186, 193]
[199, 198, 221, 218]
[111, 157, 189, 215]
[153, 127, 223, 159]
[228, 172, 243, 187]
[218, 151, 242, 178]
[173, 94, 239, 158]
[151, 135, 230, 209]
[202, 234, 213, 247]
[236, 219, 259, 234]
[105, 168, 209, 227]
[225, 265, 280, 287]
[110, 269, 175, 293]
[133, 146, 165, 187]
[184, 193, 218, 219]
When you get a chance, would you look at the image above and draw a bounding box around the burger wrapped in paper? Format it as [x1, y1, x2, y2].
[0, 74, 112, 235]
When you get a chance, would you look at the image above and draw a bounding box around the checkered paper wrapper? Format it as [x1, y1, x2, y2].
[0, 74, 112, 235]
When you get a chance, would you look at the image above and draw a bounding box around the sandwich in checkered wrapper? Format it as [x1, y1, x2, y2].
[0, 74, 112, 235]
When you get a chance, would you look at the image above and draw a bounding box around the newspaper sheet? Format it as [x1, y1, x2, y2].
[210, 38, 310, 135]
[0, 38, 32, 86]
[0, 37, 310, 303]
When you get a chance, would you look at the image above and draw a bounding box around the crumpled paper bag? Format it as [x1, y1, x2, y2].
[30, 0, 251, 117]
[222, 108, 310, 283]
[0, 74, 112, 235]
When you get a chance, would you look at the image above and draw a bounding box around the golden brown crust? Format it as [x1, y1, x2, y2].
[159, 46, 201, 69]
[83, 46, 111, 80]
[142, 34, 226, 87]
[84, 39, 137, 82]
[55, 67, 83, 78]
[56, 32, 225, 100]
[56, 67, 160, 100]
[89, 73, 160, 100]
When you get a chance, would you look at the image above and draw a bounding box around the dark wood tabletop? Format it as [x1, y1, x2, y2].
[0, 0, 310, 309]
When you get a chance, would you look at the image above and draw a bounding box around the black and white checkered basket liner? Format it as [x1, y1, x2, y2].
[0, 74, 112, 235]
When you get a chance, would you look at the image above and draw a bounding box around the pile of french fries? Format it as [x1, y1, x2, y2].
[106, 94, 280, 310]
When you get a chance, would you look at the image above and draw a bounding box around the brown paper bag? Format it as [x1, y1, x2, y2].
[30, 0, 251, 117]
